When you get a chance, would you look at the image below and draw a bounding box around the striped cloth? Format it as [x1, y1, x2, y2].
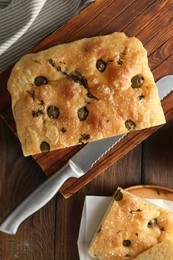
[0, 0, 94, 72]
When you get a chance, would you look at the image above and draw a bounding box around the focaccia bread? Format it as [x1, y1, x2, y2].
[88, 188, 173, 260]
[7, 32, 165, 156]
[134, 240, 173, 260]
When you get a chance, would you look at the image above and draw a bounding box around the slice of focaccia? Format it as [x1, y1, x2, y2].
[133, 239, 173, 260]
[7, 32, 165, 156]
[88, 188, 173, 260]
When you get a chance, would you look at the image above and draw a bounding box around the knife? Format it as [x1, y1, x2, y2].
[0, 75, 173, 235]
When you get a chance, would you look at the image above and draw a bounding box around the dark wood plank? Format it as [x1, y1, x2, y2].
[97, 0, 157, 36]
[0, 118, 56, 260]
[143, 118, 173, 188]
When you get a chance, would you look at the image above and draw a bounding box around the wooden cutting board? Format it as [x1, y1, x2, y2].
[0, 0, 173, 198]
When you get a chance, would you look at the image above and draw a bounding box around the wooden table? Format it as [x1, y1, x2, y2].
[0, 1, 173, 259]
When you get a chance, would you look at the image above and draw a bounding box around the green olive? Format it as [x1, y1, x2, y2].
[96, 59, 107, 72]
[47, 105, 60, 119]
[34, 76, 48, 86]
[78, 106, 89, 121]
[114, 189, 123, 201]
[131, 74, 144, 88]
[40, 141, 50, 152]
[125, 120, 136, 131]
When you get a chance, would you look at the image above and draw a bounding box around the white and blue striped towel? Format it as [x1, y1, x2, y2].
[0, 0, 94, 72]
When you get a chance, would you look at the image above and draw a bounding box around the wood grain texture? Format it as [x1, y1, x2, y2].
[143, 118, 173, 187]
[0, 118, 56, 260]
[0, 0, 173, 199]
[0, 2, 173, 259]
[126, 185, 173, 200]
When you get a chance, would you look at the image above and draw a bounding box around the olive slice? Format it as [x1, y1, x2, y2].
[47, 105, 60, 119]
[138, 94, 145, 101]
[78, 134, 90, 144]
[34, 76, 48, 86]
[125, 120, 136, 131]
[61, 127, 66, 133]
[114, 189, 123, 201]
[96, 59, 107, 72]
[122, 240, 131, 247]
[78, 106, 89, 121]
[131, 74, 144, 88]
[147, 218, 157, 228]
[40, 141, 50, 152]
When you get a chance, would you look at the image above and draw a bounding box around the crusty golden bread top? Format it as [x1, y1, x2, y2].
[133, 239, 173, 260]
[88, 188, 173, 260]
[7, 32, 165, 156]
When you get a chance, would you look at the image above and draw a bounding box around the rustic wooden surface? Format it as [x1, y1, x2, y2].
[0, 0, 173, 259]
[1, 0, 173, 199]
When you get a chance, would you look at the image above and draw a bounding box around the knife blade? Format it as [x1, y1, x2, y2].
[0, 75, 173, 235]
